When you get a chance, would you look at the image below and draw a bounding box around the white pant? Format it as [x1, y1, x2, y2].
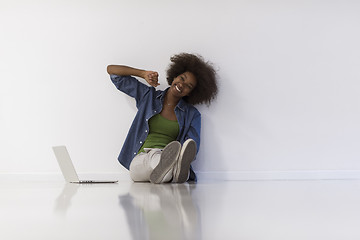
[129, 148, 173, 183]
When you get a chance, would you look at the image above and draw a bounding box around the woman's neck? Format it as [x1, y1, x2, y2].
[164, 90, 180, 106]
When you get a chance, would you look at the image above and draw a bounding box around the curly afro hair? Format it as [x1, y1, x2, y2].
[166, 53, 218, 105]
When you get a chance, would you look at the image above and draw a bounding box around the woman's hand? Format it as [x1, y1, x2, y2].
[143, 71, 160, 87]
[107, 65, 160, 87]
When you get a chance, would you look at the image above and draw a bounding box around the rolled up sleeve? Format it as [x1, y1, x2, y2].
[110, 74, 151, 108]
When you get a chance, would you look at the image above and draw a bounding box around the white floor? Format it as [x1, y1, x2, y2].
[1, 179, 360, 240]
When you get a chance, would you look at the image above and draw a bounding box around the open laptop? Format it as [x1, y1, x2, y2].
[52, 146, 118, 184]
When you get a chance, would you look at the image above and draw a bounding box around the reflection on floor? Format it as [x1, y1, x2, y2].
[1, 179, 360, 239]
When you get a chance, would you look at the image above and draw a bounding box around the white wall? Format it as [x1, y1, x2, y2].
[1, 0, 359, 180]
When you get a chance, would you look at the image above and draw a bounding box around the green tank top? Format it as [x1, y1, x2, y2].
[138, 114, 179, 154]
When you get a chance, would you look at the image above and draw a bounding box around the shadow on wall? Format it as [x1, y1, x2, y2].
[192, 72, 250, 176]
[193, 113, 226, 174]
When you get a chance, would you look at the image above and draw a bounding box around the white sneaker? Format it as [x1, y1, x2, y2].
[174, 139, 197, 183]
[150, 141, 181, 184]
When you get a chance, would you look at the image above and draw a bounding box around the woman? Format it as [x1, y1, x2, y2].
[107, 53, 218, 183]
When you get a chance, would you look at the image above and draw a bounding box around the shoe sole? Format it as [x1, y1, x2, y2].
[150, 141, 181, 184]
[175, 139, 197, 183]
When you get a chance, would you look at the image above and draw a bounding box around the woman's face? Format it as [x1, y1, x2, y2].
[170, 71, 197, 98]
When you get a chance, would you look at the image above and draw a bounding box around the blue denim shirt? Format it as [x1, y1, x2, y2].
[110, 74, 200, 181]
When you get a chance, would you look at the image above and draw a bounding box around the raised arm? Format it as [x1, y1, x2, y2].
[107, 65, 160, 87]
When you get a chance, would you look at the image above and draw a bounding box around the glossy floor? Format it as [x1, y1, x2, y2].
[1, 179, 360, 240]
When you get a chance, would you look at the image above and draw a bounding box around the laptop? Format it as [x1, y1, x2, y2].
[52, 146, 118, 184]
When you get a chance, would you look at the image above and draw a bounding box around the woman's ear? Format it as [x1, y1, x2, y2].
[186, 89, 194, 96]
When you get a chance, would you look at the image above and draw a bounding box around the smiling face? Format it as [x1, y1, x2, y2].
[169, 71, 197, 98]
